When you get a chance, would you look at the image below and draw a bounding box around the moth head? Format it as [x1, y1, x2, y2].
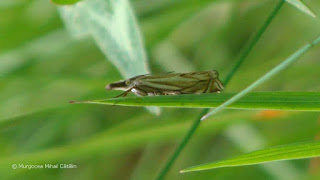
[211, 70, 223, 91]
[211, 70, 219, 78]
[105, 74, 144, 91]
[105, 79, 131, 91]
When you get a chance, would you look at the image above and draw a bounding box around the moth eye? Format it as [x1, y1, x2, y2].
[213, 70, 218, 76]
[125, 80, 131, 85]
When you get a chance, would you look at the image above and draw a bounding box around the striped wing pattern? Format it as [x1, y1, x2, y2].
[134, 71, 213, 94]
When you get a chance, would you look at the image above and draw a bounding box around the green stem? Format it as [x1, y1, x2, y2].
[223, 0, 285, 85]
[154, 109, 209, 180]
[154, 1, 285, 179]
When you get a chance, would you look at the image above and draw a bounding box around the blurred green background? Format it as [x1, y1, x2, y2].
[1, 0, 320, 179]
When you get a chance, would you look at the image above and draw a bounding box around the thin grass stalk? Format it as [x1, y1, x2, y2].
[154, 0, 285, 179]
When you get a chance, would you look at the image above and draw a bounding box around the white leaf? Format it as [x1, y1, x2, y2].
[58, 0, 159, 114]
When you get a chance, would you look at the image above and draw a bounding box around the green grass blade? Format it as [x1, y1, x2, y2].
[70, 92, 320, 111]
[180, 141, 320, 173]
[202, 35, 320, 120]
[51, 0, 82, 5]
[285, 0, 316, 18]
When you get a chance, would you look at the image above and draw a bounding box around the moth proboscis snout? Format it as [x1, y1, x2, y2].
[105, 80, 130, 90]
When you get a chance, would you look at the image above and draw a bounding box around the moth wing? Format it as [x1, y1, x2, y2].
[179, 71, 213, 80]
[135, 71, 212, 94]
[180, 80, 209, 94]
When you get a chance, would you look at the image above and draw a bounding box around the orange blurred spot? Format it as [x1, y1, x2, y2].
[254, 110, 286, 120]
[308, 115, 320, 175]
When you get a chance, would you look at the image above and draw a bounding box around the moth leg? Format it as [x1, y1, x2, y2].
[113, 90, 130, 98]
[147, 92, 157, 96]
[131, 88, 148, 96]
[154, 91, 163, 96]
[164, 91, 181, 95]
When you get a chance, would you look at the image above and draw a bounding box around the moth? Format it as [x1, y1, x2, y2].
[106, 70, 224, 98]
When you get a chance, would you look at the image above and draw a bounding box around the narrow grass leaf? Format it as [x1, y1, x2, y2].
[180, 141, 320, 173]
[285, 0, 316, 18]
[70, 92, 320, 111]
[51, 0, 82, 5]
[201, 35, 320, 120]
